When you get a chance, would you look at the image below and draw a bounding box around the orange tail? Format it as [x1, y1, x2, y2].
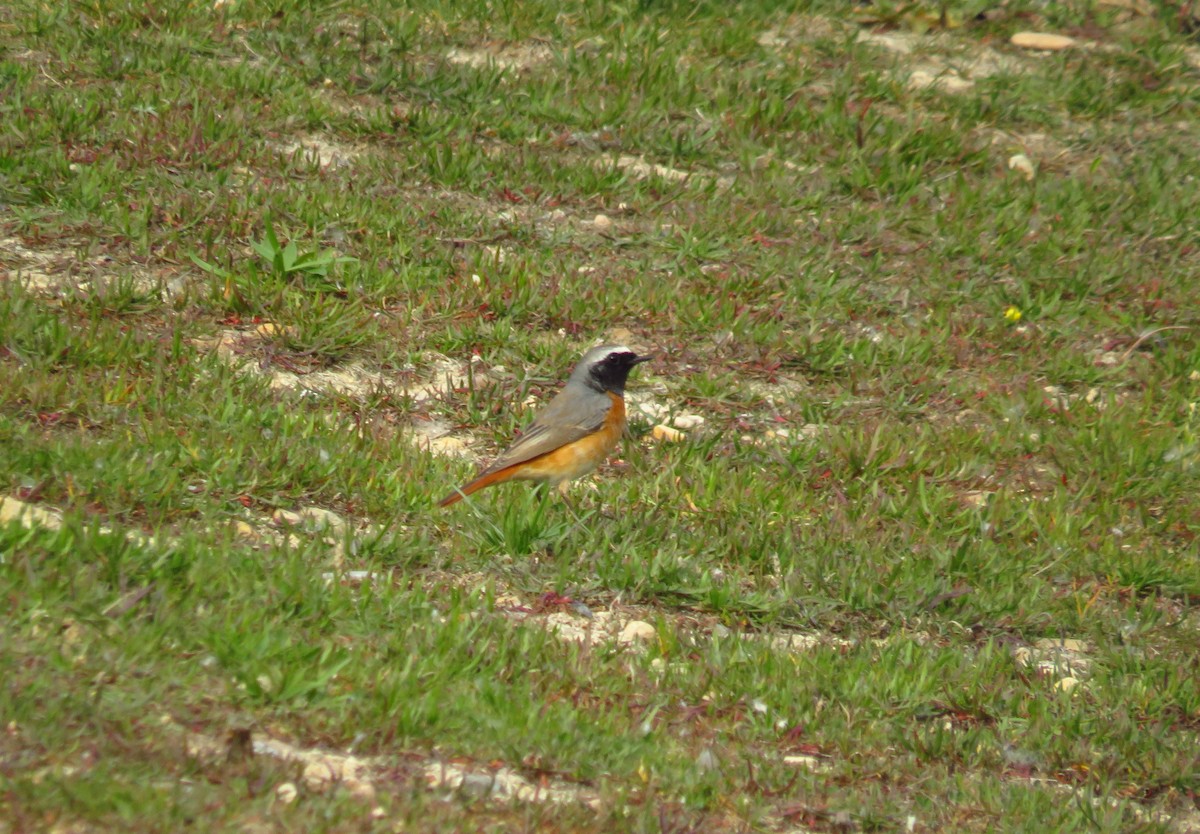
[436, 467, 518, 508]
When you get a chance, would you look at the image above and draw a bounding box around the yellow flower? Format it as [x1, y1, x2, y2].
[1004, 305, 1022, 323]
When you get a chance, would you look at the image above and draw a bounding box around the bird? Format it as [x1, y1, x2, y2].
[437, 344, 652, 507]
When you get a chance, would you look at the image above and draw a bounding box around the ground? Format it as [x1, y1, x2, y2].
[2, 0, 1200, 831]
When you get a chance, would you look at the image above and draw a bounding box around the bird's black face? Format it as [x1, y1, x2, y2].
[587, 349, 650, 395]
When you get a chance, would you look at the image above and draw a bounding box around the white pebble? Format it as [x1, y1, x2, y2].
[1056, 677, 1081, 693]
[1008, 154, 1036, 181]
[651, 424, 686, 443]
[618, 620, 657, 644]
[1011, 31, 1077, 50]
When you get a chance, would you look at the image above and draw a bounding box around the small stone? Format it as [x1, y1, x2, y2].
[1002, 743, 1040, 768]
[607, 327, 636, 345]
[632, 399, 669, 421]
[651, 424, 686, 443]
[276, 782, 298, 804]
[592, 213, 612, 230]
[1008, 153, 1036, 181]
[1037, 637, 1088, 653]
[858, 29, 916, 54]
[671, 414, 705, 430]
[232, 520, 260, 540]
[347, 780, 376, 802]
[322, 570, 377, 586]
[618, 620, 657, 644]
[908, 69, 973, 94]
[695, 748, 720, 772]
[796, 424, 825, 444]
[482, 244, 509, 263]
[650, 658, 667, 673]
[1055, 677, 1081, 693]
[458, 772, 495, 798]
[1011, 32, 1077, 50]
[0, 495, 62, 529]
[298, 506, 347, 532]
[569, 600, 595, 619]
[961, 491, 989, 508]
[273, 509, 303, 527]
[757, 28, 786, 48]
[768, 633, 825, 652]
[303, 761, 336, 792]
[711, 624, 732, 639]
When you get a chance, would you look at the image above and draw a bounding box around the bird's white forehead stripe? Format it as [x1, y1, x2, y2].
[596, 347, 631, 362]
[585, 344, 632, 361]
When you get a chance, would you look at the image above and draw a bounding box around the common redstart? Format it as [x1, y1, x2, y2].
[437, 345, 651, 507]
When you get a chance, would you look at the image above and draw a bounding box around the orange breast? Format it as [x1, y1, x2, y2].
[507, 392, 626, 485]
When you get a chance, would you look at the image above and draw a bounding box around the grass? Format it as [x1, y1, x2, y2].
[3, 0, 1200, 831]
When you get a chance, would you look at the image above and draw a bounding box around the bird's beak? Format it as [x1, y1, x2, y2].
[631, 353, 654, 365]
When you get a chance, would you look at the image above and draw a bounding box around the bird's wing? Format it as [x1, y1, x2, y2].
[481, 391, 611, 474]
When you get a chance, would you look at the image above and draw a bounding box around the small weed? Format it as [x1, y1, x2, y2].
[248, 218, 359, 289]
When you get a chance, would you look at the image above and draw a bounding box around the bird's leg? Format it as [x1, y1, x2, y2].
[527, 483, 556, 558]
[556, 480, 594, 530]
